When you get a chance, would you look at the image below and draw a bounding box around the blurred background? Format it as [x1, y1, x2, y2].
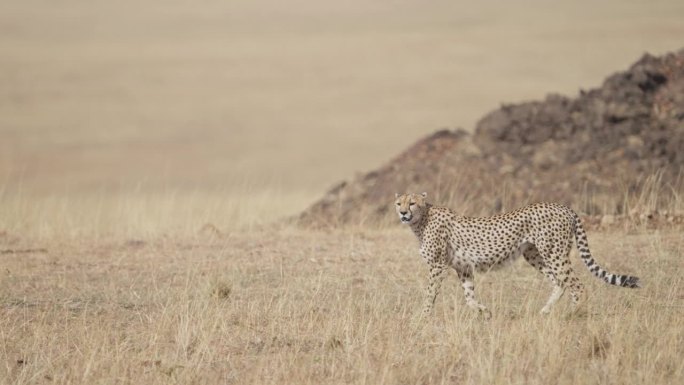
[1, 0, 683, 232]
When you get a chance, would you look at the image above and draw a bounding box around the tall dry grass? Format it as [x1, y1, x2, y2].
[0, 183, 315, 241]
[1, 223, 681, 384]
[2, 1, 683, 383]
[1, 174, 682, 384]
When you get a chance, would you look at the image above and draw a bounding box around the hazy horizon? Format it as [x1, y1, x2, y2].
[2, 0, 683, 200]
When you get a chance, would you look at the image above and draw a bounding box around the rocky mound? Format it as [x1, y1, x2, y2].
[298, 49, 684, 227]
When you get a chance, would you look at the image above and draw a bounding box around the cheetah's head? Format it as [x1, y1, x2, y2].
[394, 192, 428, 225]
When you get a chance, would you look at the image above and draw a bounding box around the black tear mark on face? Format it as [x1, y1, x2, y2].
[395, 193, 428, 224]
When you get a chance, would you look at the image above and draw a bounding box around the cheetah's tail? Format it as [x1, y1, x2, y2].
[572, 212, 641, 288]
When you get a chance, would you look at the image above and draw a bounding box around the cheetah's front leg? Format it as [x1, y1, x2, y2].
[456, 267, 492, 319]
[422, 261, 447, 314]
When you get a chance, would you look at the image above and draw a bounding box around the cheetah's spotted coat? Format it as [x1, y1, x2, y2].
[395, 193, 640, 317]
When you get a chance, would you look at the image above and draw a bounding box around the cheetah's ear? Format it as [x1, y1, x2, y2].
[395, 193, 400, 199]
[421, 192, 427, 198]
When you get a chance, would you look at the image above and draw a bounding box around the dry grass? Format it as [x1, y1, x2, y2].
[0, 159, 682, 385]
[1, 216, 682, 384]
[0, 187, 316, 240]
[2, 1, 684, 384]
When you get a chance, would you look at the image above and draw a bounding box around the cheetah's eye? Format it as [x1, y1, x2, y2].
[409, 202, 416, 206]
[395, 202, 400, 206]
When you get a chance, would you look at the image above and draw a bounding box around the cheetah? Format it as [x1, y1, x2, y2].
[395, 192, 640, 317]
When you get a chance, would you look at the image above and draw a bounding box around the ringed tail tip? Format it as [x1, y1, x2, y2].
[622, 276, 641, 288]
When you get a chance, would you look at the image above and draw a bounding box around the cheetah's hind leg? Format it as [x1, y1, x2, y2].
[522, 244, 566, 314]
[540, 285, 565, 314]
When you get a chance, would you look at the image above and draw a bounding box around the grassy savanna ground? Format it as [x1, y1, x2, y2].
[1, 219, 682, 384]
[2, 0, 684, 384]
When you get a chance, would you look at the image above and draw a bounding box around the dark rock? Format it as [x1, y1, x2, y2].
[298, 49, 684, 227]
